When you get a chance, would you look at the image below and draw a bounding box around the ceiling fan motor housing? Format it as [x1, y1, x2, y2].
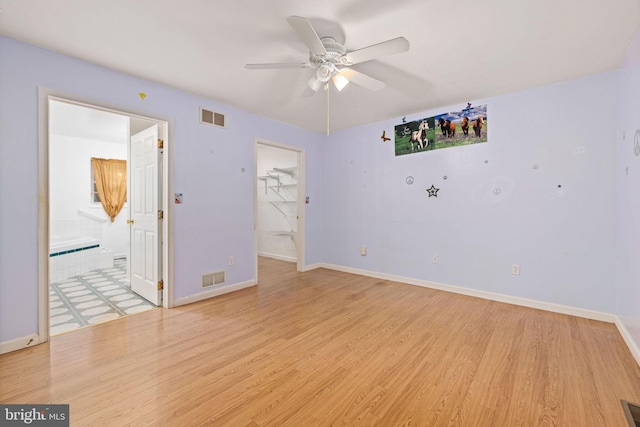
[310, 37, 350, 68]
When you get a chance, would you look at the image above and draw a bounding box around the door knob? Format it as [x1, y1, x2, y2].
[127, 219, 134, 224]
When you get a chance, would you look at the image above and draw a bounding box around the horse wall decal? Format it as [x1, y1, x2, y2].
[473, 117, 484, 138]
[410, 120, 429, 151]
[438, 118, 447, 137]
[438, 118, 456, 138]
[461, 117, 469, 136]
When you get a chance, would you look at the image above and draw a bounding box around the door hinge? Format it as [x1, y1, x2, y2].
[158, 139, 164, 149]
[158, 210, 164, 220]
[157, 280, 164, 291]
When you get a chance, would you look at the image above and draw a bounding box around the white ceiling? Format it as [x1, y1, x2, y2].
[50, 100, 156, 143]
[50, 101, 128, 143]
[2, 0, 639, 134]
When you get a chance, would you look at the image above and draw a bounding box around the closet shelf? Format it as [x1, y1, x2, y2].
[261, 163, 297, 226]
[268, 167, 296, 178]
[270, 201, 296, 217]
[258, 174, 282, 194]
[268, 231, 296, 237]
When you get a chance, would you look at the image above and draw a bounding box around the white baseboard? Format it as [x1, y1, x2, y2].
[0, 333, 40, 355]
[301, 263, 323, 272]
[173, 280, 256, 307]
[318, 263, 615, 323]
[614, 316, 640, 368]
[258, 252, 296, 263]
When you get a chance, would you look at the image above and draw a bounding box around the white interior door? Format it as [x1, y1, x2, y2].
[129, 124, 161, 305]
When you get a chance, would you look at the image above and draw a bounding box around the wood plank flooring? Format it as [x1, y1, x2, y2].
[2, 257, 640, 426]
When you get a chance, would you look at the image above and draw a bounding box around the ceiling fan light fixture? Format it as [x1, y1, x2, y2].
[332, 74, 349, 91]
[316, 63, 334, 82]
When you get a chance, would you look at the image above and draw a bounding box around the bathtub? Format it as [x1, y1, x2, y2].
[49, 235, 113, 283]
[50, 235, 100, 256]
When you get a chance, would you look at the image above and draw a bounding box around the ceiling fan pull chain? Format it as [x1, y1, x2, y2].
[326, 82, 330, 135]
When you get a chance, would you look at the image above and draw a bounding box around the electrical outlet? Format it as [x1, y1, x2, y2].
[229, 256, 235, 266]
[432, 255, 439, 265]
[360, 246, 367, 256]
[512, 264, 520, 275]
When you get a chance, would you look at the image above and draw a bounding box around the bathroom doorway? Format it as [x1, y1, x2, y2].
[43, 96, 169, 336]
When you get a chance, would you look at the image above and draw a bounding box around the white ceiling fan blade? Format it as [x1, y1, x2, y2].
[338, 68, 385, 91]
[344, 37, 410, 65]
[286, 16, 327, 56]
[245, 62, 310, 70]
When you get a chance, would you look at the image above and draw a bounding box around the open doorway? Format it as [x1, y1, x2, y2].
[45, 98, 167, 336]
[255, 139, 305, 280]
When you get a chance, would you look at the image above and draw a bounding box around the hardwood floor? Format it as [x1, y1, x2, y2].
[2, 257, 640, 426]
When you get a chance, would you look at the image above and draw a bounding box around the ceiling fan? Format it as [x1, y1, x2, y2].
[245, 16, 410, 96]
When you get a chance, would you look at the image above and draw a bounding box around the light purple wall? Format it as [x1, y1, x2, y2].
[322, 71, 618, 312]
[616, 31, 640, 350]
[1, 32, 636, 349]
[0, 36, 324, 343]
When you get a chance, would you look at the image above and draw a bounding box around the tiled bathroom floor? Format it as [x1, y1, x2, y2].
[49, 258, 156, 335]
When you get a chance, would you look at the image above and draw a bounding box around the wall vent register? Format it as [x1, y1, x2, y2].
[202, 271, 226, 288]
[200, 108, 225, 128]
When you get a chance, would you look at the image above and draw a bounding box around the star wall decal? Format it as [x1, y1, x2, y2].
[426, 185, 439, 197]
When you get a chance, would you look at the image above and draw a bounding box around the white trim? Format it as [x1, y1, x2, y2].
[297, 149, 306, 272]
[614, 316, 640, 368]
[0, 334, 40, 355]
[318, 263, 616, 323]
[37, 88, 50, 345]
[254, 141, 259, 283]
[258, 252, 297, 263]
[173, 280, 256, 307]
[162, 119, 174, 308]
[38, 88, 175, 347]
[300, 263, 323, 272]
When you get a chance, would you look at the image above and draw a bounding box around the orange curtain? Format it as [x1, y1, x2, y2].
[92, 158, 127, 222]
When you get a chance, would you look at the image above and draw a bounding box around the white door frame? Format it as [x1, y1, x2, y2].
[254, 138, 306, 281]
[37, 88, 174, 344]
